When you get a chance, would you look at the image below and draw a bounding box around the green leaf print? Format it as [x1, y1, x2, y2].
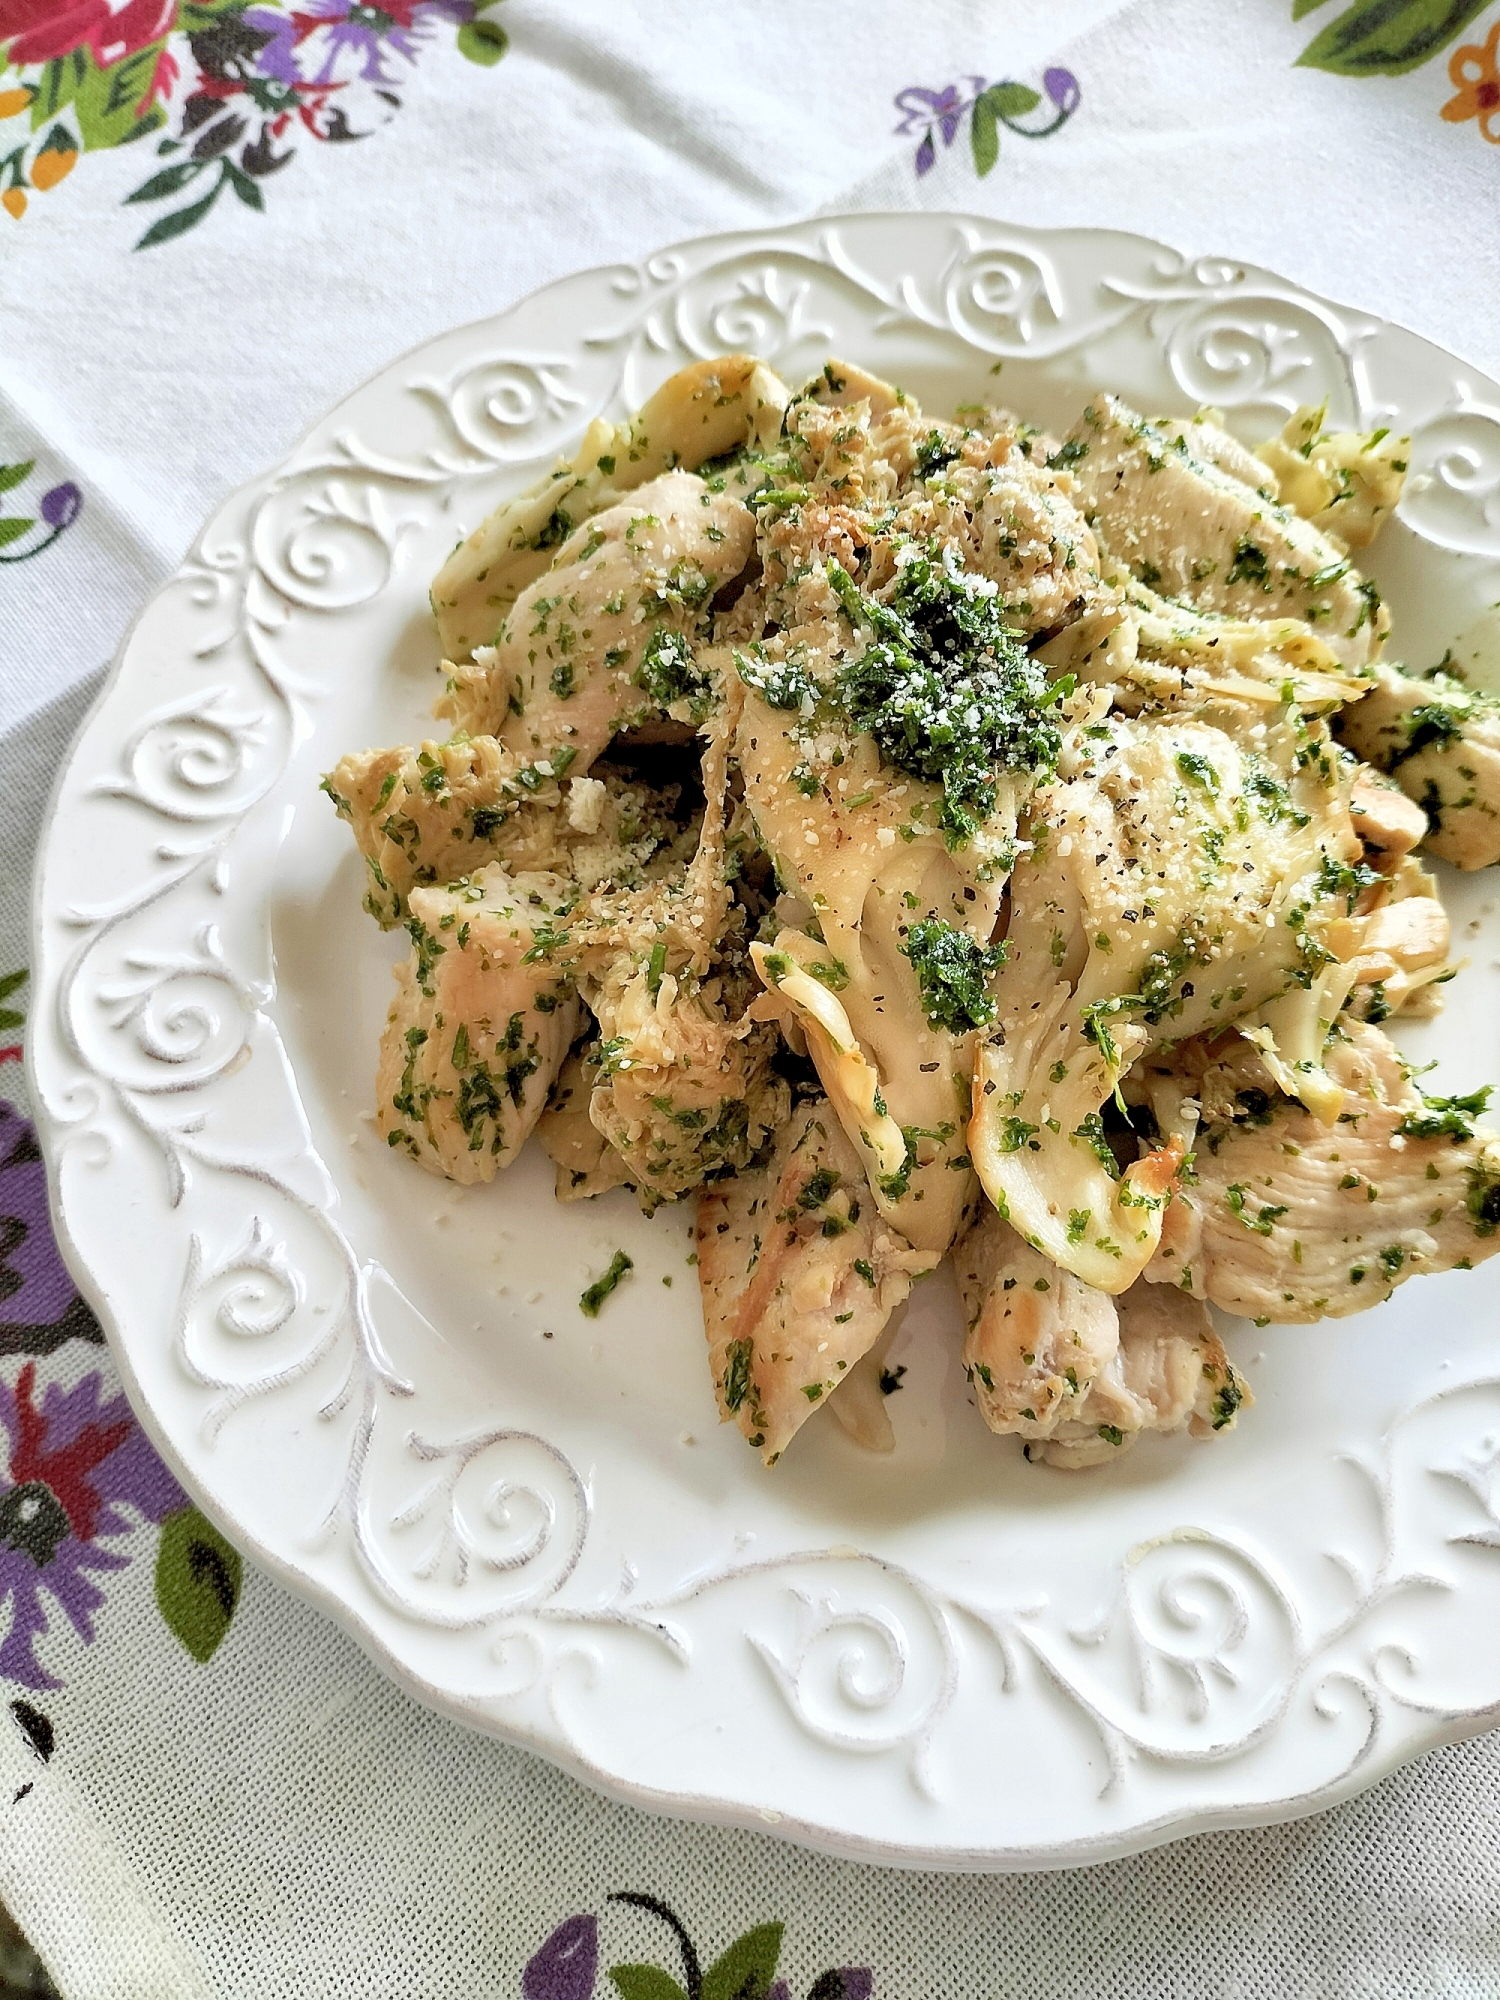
[1295, 0, 1493, 74]
[29, 44, 167, 152]
[607, 1970, 689, 2000]
[970, 94, 1000, 176]
[155, 1506, 242, 1663]
[0, 966, 27, 1033]
[970, 81, 1048, 177]
[123, 160, 207, 205]
[458, 17, 510, 64]
[133, 180, 225, 250]
[0, 463, 35, 494]
[702, 1924, 784, 2000]
[983, 81, 1042, 117]
[0, 519, 36, 549]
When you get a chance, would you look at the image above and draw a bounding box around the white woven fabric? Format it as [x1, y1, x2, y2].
[5, 1, 1500, 1992]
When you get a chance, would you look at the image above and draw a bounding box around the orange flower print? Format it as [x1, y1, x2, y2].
[1442, 16, 1500, 143]
[29, 141, 77, 193]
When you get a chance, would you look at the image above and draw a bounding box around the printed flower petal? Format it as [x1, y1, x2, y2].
[522, 1914, 599, 2000]
[0, 1362, 180, 1688]
[39, 483, 80, 531]
[1044, 66, 1081, 113]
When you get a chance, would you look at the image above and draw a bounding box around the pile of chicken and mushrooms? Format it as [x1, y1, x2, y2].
[323, 354, 1500, 1470]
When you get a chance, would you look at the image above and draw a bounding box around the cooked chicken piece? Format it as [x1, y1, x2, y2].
[1349, 765, 1429, 866]
[1313, 849, 1453, 1021]
[323, 735, 543, 928]
[513, 728, 786, 1204]
[890, 437, 1111, 644]
[736, 386, 1114, 650]
[584, 961, 788, 1201]
[1142, 1022, 1500, 1321]
[1349, 892, 1448, 983]
[1030, 1283, 1250, 1469]
[1065, 395, 1387, 668]
[1336, 663, 1500, 870]
[952, 1207, 1121, 1436]
[376, 868, 578, 1181]
[461, 470, 754, 784]
[323, 742, 691, 930]
[951, 1208, 1249, 1465]
[696, 1101, 937, 1463]
[535, 1047, 634, 1201]
[430, 355, 788, 659]
[433, 649, 514, 742]
[1255, 404, 1408, 552]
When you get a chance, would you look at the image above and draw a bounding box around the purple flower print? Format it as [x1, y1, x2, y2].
[0, 463, 82, 564]
[1044, 66, 1081, 114]
[320, 0, 473, 87]
[770, 1975, 874, 2000]
[894, 76, 986, 173]
[523, 1899, 876, 2000]
[893, 78, 987, 144]
[238, 5, 301, 85]
[0, 1104, 104, 1357]
[894, 64, 1081, 179]
[39, 482, 81, 530]
[522, 1914, 597, 2000]
[244, 0, 474, 91]
[0, 1362, 183, 1689]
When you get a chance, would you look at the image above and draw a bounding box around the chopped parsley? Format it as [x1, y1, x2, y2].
[902, 917, 1005, 1034]
[796, 1167, 841, 1210]
[1209, 1377, 1243, 1429]
[1227, 538, 1269, 588]
[914, 430, 960, 477]
[735, 645, 818, 711]
[1390, 697, 1467, 767]
[635, 626, 709, 713]
[1225, 1184, 1288, 1236]
[1175, 749, 1220, 796]
[828, 550, 1067, 846]
[1398, 1086, 1492, 1142]
[1314, 851, 1379, 913]
[721, 1336, 754, 1411]
[579, 1250, 634, 1318]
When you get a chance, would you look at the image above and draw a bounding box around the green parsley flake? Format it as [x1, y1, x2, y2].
[902, 917, 1006, 1034]
[1398, 1086, 1492, 1142]
[828, 551, 1068, 846]
[579, 1250, 634, 1317]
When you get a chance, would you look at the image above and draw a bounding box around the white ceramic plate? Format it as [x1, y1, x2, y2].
[31, 215, 1500, 1870]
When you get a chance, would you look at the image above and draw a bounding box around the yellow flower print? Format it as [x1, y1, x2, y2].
[1442, 16, 1500, 143]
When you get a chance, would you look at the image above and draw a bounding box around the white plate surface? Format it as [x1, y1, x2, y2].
[29, 214, 1500, 1870]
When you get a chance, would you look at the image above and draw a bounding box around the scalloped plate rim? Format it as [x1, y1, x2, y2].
[25, 210, 1500, 1871]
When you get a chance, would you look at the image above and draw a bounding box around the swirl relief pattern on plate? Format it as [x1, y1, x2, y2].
[28, 215, 1500, 1865]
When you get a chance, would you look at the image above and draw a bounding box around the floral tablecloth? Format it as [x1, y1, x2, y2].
[4, 2, 1500, 1994]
